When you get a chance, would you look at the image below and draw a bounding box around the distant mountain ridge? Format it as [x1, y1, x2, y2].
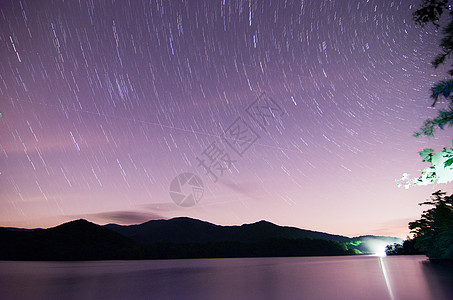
[104, 217, 353, 244]
[0, 217, 402, 260]
[104, 217, 401, 254]
[0, 219, 138, 260]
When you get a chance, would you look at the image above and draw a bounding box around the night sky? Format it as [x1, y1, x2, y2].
[1, 0, 452, 238]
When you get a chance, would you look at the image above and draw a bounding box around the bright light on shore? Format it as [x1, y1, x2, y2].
[370, 241, 389, 256]
[375, 248, 387, 257]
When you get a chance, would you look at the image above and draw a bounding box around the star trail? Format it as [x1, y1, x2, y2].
[1, 0, 452, 237]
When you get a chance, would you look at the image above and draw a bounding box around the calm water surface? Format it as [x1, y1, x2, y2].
[1, 255, 452, 300]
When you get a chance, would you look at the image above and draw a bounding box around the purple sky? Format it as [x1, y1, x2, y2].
[1, 0, 452, 238]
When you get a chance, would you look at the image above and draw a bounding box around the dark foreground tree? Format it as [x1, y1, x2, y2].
[396, 1, 453, 261]
[385, 238, 423, 255]
[409, 190, 453, 260]
[413, 0, 453, 137]
[397, 1, 453, 187]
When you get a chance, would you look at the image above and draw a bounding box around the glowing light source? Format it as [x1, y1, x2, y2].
[368, 240, 390, 256]
[375, 247, 387, 257]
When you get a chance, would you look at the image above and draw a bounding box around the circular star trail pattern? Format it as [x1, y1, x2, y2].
[0, 0, 451, 237]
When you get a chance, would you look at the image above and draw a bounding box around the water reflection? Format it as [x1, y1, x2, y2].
[378, 256, 395, 300]
[0, 256, 452, 300]
[421, 260, 453, 299]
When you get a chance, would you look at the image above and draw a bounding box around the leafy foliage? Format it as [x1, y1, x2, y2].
[413, 0, 450, 28]
[385, 238, 424, 255]
[414, 108, 453, 137]
[408, 190, 453, 260]
[432, 18, 453, 72]
[413, 1, 453, 136]
[397, 142, 453, 188]
[385, 243, 404, 255]
[431, 80, 453, 104]
[400, 1, 453, 262]
[413, 80, 453, 137]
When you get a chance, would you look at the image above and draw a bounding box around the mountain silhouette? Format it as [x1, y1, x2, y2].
[0, 219, 139, 260]
[104, 217, 352, 244]
[0, 217, 402, 260]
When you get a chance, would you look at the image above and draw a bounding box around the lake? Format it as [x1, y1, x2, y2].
[1, 255, 452, 300]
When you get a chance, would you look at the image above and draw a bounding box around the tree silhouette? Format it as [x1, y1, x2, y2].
[409, 190, 453, 260]
[413, 0, 453, 137]
[398, 1, 453, 187]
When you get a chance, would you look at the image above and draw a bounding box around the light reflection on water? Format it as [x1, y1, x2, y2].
[0, 255, 452, 300]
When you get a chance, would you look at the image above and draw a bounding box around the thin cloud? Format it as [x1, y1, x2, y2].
[86, 210, 166, 224]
